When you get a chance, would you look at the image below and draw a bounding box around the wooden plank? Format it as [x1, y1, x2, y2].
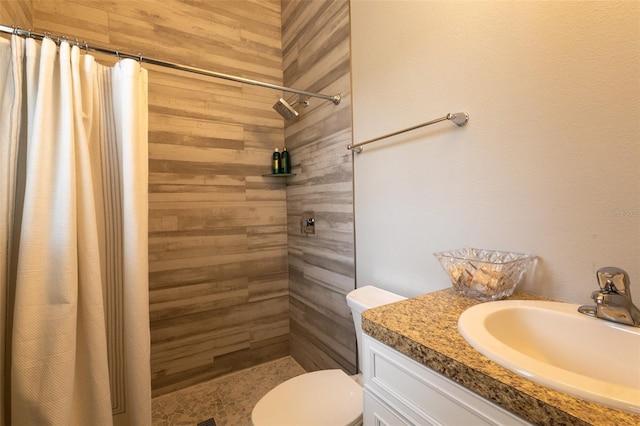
[32, 0, 110, 44]
[282, 0, 356, 374]
[1, 0, 32, 29]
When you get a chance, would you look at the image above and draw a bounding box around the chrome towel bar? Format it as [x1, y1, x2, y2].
[348, 112, 469, 153]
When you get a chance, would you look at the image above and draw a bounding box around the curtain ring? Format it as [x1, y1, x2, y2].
[115, 50, 120, 58]
[83, 41, 89, 53]
[137, 52, 143, 62]
[13, 26, 19, 35]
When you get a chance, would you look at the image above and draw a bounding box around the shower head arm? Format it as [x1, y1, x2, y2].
[290, 98, 310, 108]
[282, 89, 339, 105]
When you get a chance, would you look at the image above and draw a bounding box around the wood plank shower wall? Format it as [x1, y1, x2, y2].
[282, 0, 356, 374]
[0, 0, 32, 28]
[2, 0, 357, 396]
[28, 0, 290, 397]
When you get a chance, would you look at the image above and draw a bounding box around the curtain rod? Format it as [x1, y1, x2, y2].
[0, 24, 341, 105]
[348, 112, 469, 153]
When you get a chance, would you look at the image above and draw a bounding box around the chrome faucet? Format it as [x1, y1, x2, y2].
[578, 267, 640, 327]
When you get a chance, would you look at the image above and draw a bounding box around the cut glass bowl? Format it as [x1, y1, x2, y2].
[434, 248, 535, 300]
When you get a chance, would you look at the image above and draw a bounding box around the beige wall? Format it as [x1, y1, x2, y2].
[29, 0, 289, 396]
[282, 0, 356, 373]
[351, 1, 639, 302]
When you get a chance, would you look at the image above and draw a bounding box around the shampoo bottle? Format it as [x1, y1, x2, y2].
[272, 148, 280, 174]
[280, 146, 290, 174]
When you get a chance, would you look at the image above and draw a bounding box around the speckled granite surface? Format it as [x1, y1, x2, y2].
[362, 288, 640, 426]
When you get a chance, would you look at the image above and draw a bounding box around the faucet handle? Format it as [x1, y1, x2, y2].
[597, 267, 631, 297]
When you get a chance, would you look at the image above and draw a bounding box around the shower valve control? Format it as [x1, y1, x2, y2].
[301, 211, 315, 235]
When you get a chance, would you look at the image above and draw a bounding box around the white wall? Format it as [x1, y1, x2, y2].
[351, 0, 639, 302]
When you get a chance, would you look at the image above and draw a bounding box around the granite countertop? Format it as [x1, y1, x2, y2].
[362, 288, 640, 426]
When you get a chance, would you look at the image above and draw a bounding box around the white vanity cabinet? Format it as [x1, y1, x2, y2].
[362, 335, 531, 426]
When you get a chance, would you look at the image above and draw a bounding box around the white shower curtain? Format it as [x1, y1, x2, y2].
[0, 35, 151, 425]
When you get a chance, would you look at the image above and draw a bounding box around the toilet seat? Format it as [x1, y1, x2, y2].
[251, 369, 363, 426]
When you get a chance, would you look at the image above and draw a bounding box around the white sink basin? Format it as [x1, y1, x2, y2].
[458, 300, 640, 414]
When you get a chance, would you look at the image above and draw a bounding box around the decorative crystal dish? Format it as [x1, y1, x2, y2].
[433, 248, 535, 300]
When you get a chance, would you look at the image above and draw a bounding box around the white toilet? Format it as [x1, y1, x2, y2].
[251, 285, 406, 426]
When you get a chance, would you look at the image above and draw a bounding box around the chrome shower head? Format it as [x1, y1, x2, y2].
[273, 98, 299, 121]
[273, 97, 310, 121]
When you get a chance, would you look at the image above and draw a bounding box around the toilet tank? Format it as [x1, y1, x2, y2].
[346, 286, 406, 371]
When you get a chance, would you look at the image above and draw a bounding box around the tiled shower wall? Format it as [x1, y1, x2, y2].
[281, 0, 356, 374]
[1, 0, 32, 28]
[20, 0, 289, 397]
[1, 0, 356, 395]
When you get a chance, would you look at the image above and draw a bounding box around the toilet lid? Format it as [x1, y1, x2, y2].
[251, 369, 363, 426]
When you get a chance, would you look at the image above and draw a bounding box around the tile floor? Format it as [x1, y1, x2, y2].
[152, 357, 305, 426]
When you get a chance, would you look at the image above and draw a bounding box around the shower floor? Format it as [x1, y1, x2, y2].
[152, 356, 305, 425]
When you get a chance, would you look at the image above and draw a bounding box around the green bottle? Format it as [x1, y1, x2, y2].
[272, 148, 280, 174]
[281, 146, 290, 174]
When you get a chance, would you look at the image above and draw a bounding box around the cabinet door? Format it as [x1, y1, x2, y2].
[364, 388, 417, 426]
[363, 335, 532, 426]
